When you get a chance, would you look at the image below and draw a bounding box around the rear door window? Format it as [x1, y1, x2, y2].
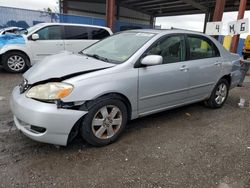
[88, 27, 110, 40]
[187, 35, 220, 60]
[64, 26, 89, 40]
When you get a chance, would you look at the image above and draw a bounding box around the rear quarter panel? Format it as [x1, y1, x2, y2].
[221, 52, 242, 88]
[210, 36, 241, 88]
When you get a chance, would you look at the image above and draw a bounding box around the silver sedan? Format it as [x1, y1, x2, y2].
[10, 29, 242, 146]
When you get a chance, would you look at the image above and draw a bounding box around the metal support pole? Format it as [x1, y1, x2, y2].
[211, 0, 226, 39]
[230, 0, 247, 53]
[62, 0, 68, 14]
[203, 11, 211, 33]
[116, 2, 120, 21]
[212, 0, 226, 22]
[150, 15, 155, 29]
[106, 0, 115, 31]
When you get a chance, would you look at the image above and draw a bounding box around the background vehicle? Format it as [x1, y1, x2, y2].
[242, 35, 250, 59]
[0, 27, 23, 35]
[0, 23, 112, 73]
[10, 29, 242, 147]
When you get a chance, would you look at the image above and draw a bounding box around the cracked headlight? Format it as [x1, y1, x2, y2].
[26, 82, 73, 100]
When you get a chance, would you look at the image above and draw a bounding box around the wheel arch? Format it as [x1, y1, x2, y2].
[220, 74, 231, 87]
[3, 50, 31, 66]
[67, 92, 133, 145]
[94, 92, 132, 121]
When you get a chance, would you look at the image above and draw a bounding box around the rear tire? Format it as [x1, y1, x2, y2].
[205, 78, 229, 108]
[80, 97, 128, 147]
[2, 51, 29, 73]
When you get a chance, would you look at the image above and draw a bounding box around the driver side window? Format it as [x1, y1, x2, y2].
[36, 26, 62, 40]
[147, 35, 186, 64]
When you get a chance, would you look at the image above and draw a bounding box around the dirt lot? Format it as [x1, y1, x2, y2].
[0, 67, 249, 188]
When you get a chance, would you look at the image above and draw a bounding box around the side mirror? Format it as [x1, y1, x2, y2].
[141, 55, 163, 66]
[31, 33, 39, 40]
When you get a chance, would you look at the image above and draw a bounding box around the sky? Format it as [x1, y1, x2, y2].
[0, 0, 249, 38]
[156, 11, 250, 38]
[0, 0, 58, 11]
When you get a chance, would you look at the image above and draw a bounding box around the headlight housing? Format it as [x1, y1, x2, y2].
[26, 82, 73, 100]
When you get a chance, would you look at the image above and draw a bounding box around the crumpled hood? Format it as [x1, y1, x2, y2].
[24, 52, 115, 84]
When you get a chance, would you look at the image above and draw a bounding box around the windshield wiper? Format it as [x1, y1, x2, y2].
[82, 53, 110, 63]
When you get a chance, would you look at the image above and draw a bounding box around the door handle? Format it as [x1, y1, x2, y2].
[180, 65, 189, 72]
[214, 61, 222, 66]
[56, 44, 63, 46]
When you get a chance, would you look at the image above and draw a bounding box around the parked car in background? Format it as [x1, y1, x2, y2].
[10, 29, 242, 147]
[0, 23, 112, 73]
[0, 27, 23, 35]
[242, 35, 250, 59]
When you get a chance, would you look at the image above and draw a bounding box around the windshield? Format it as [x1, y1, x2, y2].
[82, 32, 155, 64]
[21, 24, 44, 35]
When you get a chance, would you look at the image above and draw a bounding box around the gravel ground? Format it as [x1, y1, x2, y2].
[0, 67, 249, 188]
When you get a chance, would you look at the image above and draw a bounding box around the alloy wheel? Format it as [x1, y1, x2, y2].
[91, 105, 123, 139]
[215, 83, 227, 105]
[7, 55, 25, 71]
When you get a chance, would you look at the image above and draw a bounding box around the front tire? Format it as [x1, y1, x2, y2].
[80, 97, 128, 147]
[205, 78, 229, 108]
[2, 51, 29, 73]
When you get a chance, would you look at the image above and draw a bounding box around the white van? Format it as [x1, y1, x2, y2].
[0, 23, 113, 73]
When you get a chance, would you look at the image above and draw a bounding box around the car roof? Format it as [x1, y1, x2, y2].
[34, 22, 111, 30]
[0, 26, 22, 31]
[125, 29, 204, 35]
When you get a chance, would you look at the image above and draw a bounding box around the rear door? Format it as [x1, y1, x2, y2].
[64, 25, 90, 53]
[185, 34, 222, 100]
[28, 25, 64, 63]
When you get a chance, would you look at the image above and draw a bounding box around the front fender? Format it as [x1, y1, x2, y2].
[0, 35, 32, 64]
[62, 69, 138, 119]
[0, 44, 31, 57]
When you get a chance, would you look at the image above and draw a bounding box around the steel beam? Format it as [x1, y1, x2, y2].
[145, 4, 192, 11]
[139, 1, 183, 9]
[128, 0, 182, 7]
[181, 0, 207, 11]
[155, 9, 203, 17]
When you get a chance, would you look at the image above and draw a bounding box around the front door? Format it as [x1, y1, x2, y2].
[138, 35, 189, 115]
[28, 25, 64, 64]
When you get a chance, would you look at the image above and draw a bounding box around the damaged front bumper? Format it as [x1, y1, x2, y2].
[10, 86, 88, 146]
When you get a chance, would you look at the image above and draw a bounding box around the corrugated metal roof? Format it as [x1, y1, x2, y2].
[68, 0, 250, 16]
